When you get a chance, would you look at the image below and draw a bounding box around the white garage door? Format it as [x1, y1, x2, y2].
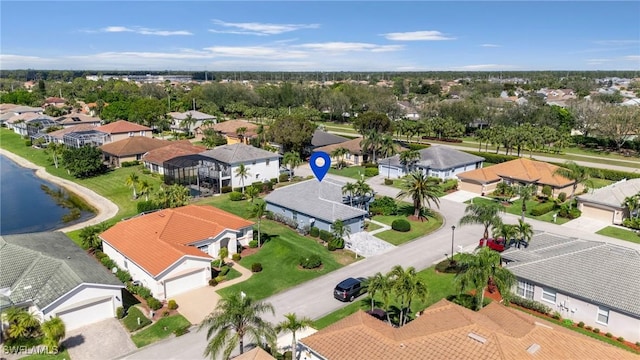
[164, 269, 206, 299]
[581, 205, 614, 223]
[56, 297, 114, 331]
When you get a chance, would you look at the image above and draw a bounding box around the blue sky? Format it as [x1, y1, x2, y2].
[1, 1, 639, 71]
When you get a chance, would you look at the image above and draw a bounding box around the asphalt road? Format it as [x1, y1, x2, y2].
[120, 172, 639, 360]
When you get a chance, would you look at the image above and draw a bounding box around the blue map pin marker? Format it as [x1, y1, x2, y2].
[310, 151, 331, 182]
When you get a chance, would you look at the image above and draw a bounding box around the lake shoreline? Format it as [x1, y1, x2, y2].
[0, 148, 119, 233]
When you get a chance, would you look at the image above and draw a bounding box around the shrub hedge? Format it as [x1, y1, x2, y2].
[328, 237, 344, 251]
[146, 296, 163, 311]
[508, 295, 552, 314]
[229, 191, 245, 201]
[319, 229, 333, 242]
[391, 219, 411, 232]
[167, 300, 178, 310]
[251, 262, 263, 272]
[309, 226, 320, 237]
[299, 254, 322, 269]
[530, 202, 556, 216]
[232, 253, 241, 261]
[463, 151, 519, 164]
[364, 168, 379, 177]
[249, 240, 258, 248]
[369, 196, 398, 216]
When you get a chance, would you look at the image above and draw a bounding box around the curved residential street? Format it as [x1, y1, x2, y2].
[120, 170, 640, 360]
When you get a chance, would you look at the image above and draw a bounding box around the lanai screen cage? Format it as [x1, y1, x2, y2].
[62, 130, 109, 148]
[163, 154, 231, 197]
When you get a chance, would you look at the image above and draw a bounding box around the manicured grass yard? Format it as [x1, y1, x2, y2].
[328, 166, 367, 180]
[365, 220, 383, 232]
[589, 178, 614, 189]
[467, 197, 571, 225]
[596, 226, 640, 244]
[123, 306, 152, 332]
[313, 266, 457, 329]
[131, 315, 191, 348]
[217, 220, 344, 300]
[195, 193, 253, 218]
[373, 204, 443, 245]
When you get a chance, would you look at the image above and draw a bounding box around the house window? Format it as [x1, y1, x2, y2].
[292, 212, 298, 222]
[256, 174, 259, 179]
[128, 131, 134, 137]
[266, 159, 270, 166]
[140, 131, 146, 136]
[198, 245, 209, 254]
[124, 260, 128, 269]
[541, 288, 556, 303]
[597, 306, 609, 325]
[517, 280, 534, 300]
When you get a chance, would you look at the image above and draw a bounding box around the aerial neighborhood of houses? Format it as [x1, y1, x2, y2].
[0, 72, 639, 360]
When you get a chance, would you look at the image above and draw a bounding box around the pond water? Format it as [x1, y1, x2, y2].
[0, 154, 94, 235]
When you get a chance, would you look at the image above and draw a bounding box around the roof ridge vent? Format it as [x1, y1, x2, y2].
[467, 332, 487, 344]
[527, 343, 541, 354]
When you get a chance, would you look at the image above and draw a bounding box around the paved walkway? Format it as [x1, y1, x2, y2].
[172, 261, 253, 325]
[0, 148, 119, 232]
[367, 219, 391, 235]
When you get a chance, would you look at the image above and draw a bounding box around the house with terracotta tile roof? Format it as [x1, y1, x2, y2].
[96, 120, 152, 142]
[196, 119, 259, 144]
[379, 146, 484, 180]
[142, 141, 207, 175]
[43, 97, 66, 107]
[99, 137, 172, 167]
[313, 138, 367, 166]
[100, 205, 254, 299]
[502, 232, 640, 343]
[299, 299, 637, 360]
[457, 158, 581, 197]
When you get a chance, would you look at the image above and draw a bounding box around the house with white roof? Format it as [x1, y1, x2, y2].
[378, 146, 484, 180]
[577, 178, 640, 224]
[169, 110, 216, 134]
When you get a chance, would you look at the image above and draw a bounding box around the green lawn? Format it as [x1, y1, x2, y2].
[313, 266, 457, 329]
[467, 197, 571, 225]
[123, 306, 152, 332]
[365, 221, 383, 232]
[327, 166, 367, 180]
[373, 204, 443, 245]
[224, 267, 243, 281]
[131, 315, 191, 348]
[19, 349, 70, 360]
[195, 193, 253, 218]
[596, 226, 640, 244]
[216, 220, 344, 300]
[589, 178, 614, 189]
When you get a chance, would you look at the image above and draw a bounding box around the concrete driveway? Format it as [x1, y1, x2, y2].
[63, 318, 136, 360]
[562, 216, 610, 233]
[172, 286, 221, 325]
[441, 190, 479, 203]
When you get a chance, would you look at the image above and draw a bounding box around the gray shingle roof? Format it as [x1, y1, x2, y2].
[502, 232, 640, 317]
[264, 179, 368, 223]
[379, 146, 485, 170]
[0, 232, 123, 311]
[201, 143, 282, 164]
[577, 178, 640, 208]
[311, 130, 349, 147]
[172, 110, 216, 120]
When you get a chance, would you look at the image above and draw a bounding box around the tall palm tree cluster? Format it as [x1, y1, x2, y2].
[475, 124, 571, 156]
[396, 171, 441, 218]
[1, 308, 66, 350]
[359, 130, 396, 163]
[365, 265, 428, 327]
[199, 292, 313, 360]
[341, 179, 374, 209]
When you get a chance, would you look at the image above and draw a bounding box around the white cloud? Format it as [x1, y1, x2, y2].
[296, 42, 404, 53]
[99, 26, 192, 36]
[480, 44, 501, 48]
[203, 46, 308, 59]
[623, 55, 640, 61]
[382, 30, 454, 41]
[209, 19, 319, 36]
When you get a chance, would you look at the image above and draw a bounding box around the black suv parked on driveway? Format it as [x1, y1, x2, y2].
[334, 277, 366, 302]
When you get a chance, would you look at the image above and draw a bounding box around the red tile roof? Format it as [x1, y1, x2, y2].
[100, 205, 254, 276]
[99, 137, 171, 157]
[142, 141, 206, 165]
[97, 120, 151, 134]
[457, 158, 574, 187]
[300, 299, 638, 360]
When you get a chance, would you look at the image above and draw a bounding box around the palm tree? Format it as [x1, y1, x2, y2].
[459, 202, 505, 240]
[553, 161, 593, 207]
[492, 223, 518, 247]
[331, 219, 351, 240]
[365, 272, 389, 311]
[250, 200, 267, 247]
[245, 185, 260, 202]
[399, 149, 420, 173]
[199, 292, 276, 359]
[455, 247, 516, 310]
[125, 172, 140, 199]
[275, 313, 314, 359]
[360, 130, 382, 163]
[235, 164, 251, 194]
[330, 147, 349, 169]
[137, 179, 153, 201]
[236, 127, 248, 144]
[342, 182, 357, 207]
[282, 151, 302, 179]
[355, 179, 373, 209]
[79, 223, 109, 252]
[42, 317, 66, 350]
[3, 307, 41, 340]
[387, 265, 428, 326]
[515, 219, 533, 247]
[46, 142, 65, 168]
[181, 113, 196, 136]
[378, 134, 396, 160]
[515, 184, 537, 222]
[623, 194, 640, 219]
[396, 171, 441, 218]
